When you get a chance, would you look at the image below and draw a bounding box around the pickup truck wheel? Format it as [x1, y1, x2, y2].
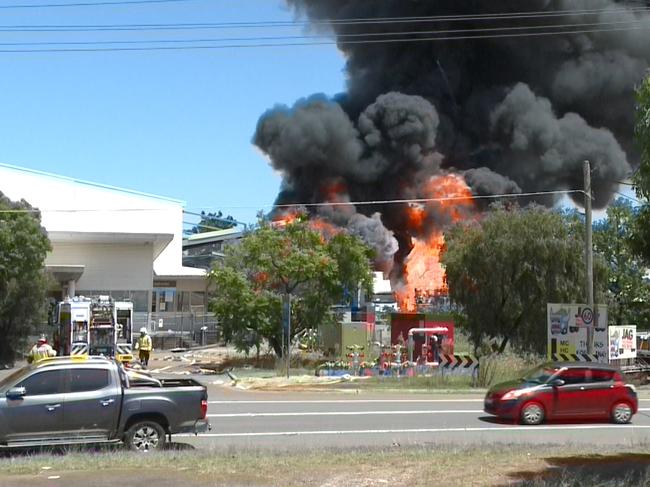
[125, 421, 166, 452]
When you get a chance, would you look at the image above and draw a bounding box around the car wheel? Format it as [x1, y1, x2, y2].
[520, 402, 545, 425]
[611, 402, 633, 424]
[125, 421, 166, 452]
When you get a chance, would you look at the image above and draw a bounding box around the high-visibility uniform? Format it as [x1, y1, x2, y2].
[28, 344, 57, 363]
[136, 335, 153, 351]
[136, 334, 153, 367]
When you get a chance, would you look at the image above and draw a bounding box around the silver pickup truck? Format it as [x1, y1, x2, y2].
[0, 356, 210, 451]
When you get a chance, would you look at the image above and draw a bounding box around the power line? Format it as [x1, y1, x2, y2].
[0, 24, 648, 53]
[0, 189, 587, 213]
[0, 19, 646, 48]
[0, 0, 199, 9]
[194, 190, 587, 210]
[0, 7, 647, 31]
[615, 191, 644, 205]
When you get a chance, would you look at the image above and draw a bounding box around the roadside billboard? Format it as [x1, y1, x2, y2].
[608, 325, 637, 360]
[547, 304, 608, 362]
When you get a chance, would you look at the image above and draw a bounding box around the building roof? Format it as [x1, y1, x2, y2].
[154, 266, 206, 278]
[0, 162, 184, 205]
[183, 227, 244, 246]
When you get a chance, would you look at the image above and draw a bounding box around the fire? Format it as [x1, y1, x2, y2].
[397, 174, 474, 311]
[271, 208, 303, 228]
[309, 218, 342, 240]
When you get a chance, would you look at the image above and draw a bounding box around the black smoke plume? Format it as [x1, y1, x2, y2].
[254, 0, 645, 285]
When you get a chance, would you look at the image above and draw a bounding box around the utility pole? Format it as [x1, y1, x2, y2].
[584, 160, 594, 354]
[282, 293, 291, 378]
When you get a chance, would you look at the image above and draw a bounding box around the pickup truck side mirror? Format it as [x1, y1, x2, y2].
[549, 379, 565, 387]
[6, 386, 26, 399]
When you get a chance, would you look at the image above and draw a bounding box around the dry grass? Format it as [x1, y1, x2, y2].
[1, 443, 649, 486]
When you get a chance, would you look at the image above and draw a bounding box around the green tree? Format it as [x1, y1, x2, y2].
[186, 211, 237, 234]
[632, 75, 650, 262]
[441, 204, 603, 355]
[208, 222, 373, 357]
[0, 192, 51, 364]
[594, 198, 650, 328]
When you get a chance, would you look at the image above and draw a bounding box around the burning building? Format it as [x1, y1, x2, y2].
[254, 1, 647, 311]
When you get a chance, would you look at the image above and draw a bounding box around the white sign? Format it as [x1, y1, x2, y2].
[547, 304, 608, 362]
[608, 326, 637, 360]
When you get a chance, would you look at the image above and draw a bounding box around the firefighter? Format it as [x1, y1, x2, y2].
[135, 327, 153, 367]
[27, 335, 57, 363]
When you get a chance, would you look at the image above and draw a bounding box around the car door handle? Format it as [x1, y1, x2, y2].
[100, 399, 115, 407]
[579, 387, 585, 390]
[45, 404, 61, 412]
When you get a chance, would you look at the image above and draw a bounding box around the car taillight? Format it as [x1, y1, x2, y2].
[200, 399, 208, 419]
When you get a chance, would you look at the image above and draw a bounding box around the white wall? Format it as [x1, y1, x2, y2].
[48, 242, 153, 291]
[0, 163, 185, 274]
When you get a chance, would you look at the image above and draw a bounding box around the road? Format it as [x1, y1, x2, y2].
[178, 387, 650, 450]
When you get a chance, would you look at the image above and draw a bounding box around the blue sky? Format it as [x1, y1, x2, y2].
[0, 0, 638, 225]
[0, 0, 346, 226]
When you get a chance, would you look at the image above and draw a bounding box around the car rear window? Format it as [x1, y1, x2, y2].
[69, 368, 110, 393]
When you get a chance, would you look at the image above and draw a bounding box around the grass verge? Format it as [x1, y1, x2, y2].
[2, 443, 650, 486]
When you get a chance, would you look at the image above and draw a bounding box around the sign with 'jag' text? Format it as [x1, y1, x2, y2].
[608, 326, 637, 360]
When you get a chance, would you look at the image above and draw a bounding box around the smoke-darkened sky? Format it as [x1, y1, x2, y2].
[254, 0, 648, 277]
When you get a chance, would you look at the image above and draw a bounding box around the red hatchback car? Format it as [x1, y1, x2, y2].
[484, 362, 638, 425]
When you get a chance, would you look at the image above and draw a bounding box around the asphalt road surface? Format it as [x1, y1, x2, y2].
[178, 387, 650, 450]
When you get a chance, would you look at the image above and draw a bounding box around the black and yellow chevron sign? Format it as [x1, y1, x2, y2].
[440, 354, 478, 369]
[550, 353, 599, 362]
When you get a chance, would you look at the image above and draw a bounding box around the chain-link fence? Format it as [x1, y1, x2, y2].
[135, 312, 221, 349]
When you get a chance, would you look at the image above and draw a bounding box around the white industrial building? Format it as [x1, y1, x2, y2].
[0, 162, 210, 336]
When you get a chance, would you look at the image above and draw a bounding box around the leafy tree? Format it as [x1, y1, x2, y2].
[208, 222, 373, 357]
[632, 75, 650, 262]
[186, 210, 237, 234]
[594, 198, 650, 328]
[441, 204, 604, 355]
[0, 192, 51, 364]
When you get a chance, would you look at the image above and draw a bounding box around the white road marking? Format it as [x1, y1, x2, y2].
[207, 410, 483, 418]
[180, 424, 650, 438]
[209, 398, 650, 405]
[208, 399, 484, 404]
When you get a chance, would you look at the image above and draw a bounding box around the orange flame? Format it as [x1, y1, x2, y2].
[309, 218, 342, 240]
[397, 174, 474, 311]
[271, 208, 303, 228]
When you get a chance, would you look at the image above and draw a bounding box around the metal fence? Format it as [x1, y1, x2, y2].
[135, 312, 221, 349]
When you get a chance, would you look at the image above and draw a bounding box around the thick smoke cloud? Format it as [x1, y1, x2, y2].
[254, 0, 647, 281]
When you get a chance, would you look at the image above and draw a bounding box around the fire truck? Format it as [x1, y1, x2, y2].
[55, 295, 135, 363]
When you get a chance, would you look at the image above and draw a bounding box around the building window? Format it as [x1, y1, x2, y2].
[152, 288, 175, 312]
[190, 291, 205, 308]
[177, 291, 190, 312]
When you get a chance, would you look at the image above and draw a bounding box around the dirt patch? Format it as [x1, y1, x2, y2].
[508, 453, 650, 486]
[0, 469, 221, 487]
